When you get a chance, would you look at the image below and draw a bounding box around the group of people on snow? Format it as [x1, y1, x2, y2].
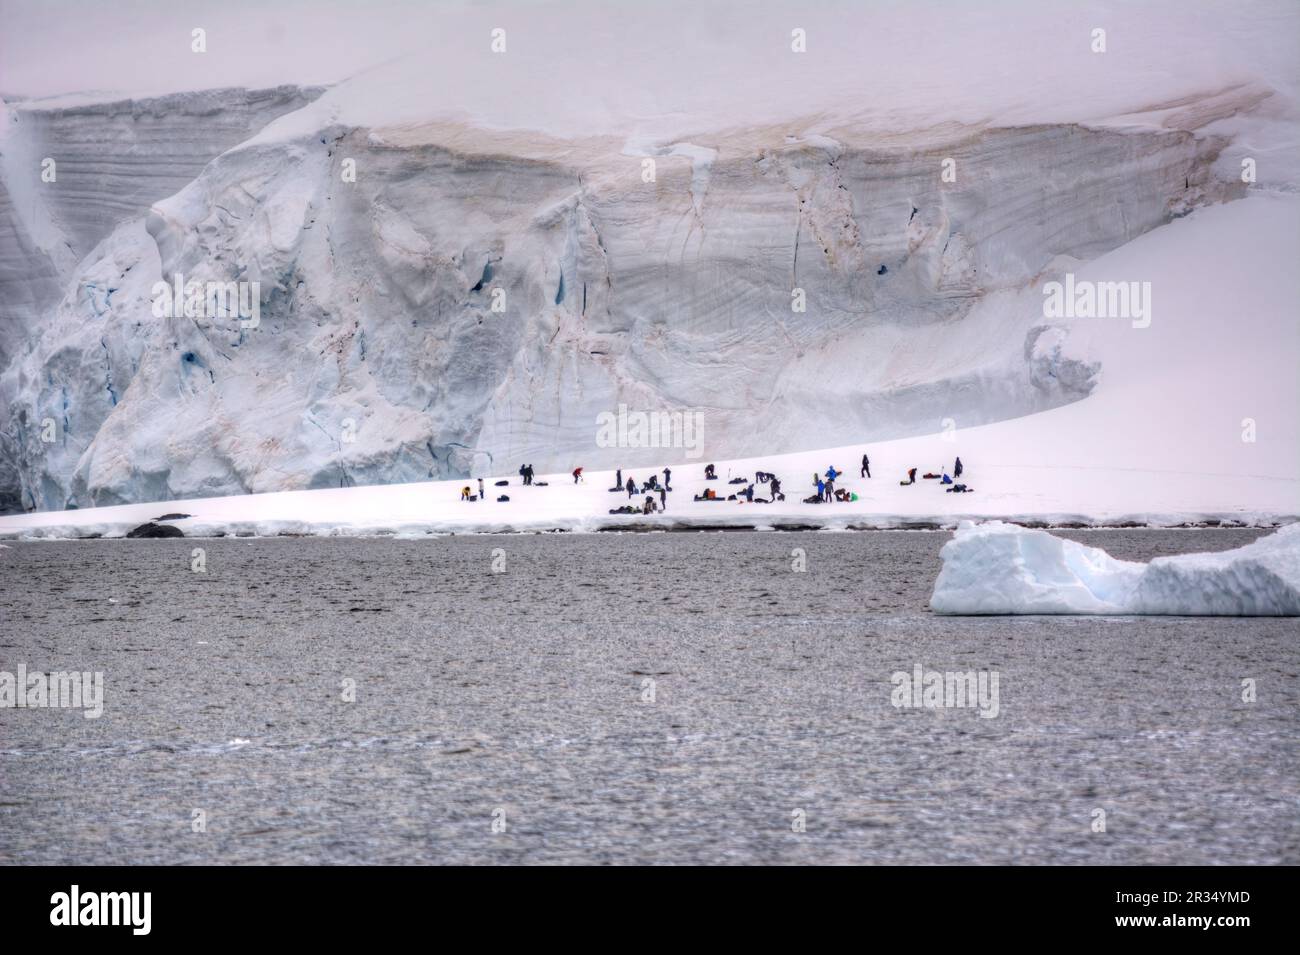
[898, 456, 971, 492]
[805, 464, 861, 504]
[692, 465, 785, 504]
[607, 466, 674, 515]
[457, 451, 970, 510]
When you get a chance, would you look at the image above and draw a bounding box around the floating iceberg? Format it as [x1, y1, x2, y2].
[930, 521, 1300, 615]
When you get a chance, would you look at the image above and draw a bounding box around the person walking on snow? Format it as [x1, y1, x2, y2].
[626, 476, 636, 499]
[573, 467, 583, 484]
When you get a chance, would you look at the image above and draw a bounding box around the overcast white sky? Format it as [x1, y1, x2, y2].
[0, 0, 471, 98]
[2, 0, 1297, 144]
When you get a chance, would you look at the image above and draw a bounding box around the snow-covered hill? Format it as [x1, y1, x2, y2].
[2, 193, 1295, 538]
[0, 0, 1297, 521]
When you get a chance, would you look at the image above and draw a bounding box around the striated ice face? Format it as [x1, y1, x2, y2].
[0, 86, 1244, 512]
[0, 87, 325, 510]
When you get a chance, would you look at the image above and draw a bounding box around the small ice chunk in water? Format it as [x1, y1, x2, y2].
[930, 521, 1300, 615]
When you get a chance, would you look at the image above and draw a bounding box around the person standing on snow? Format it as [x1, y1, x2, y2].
[663, 467, 672, 490]
[478, 478, 485, 500]
[626, 476, 636, 499]
[954, 457, 963, 479]
[658, 485, 667, 511]
[861, 453, 871, 478]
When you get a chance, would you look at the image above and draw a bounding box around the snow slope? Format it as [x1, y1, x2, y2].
[0, 191, 1295, 538]
[930, 520, 1300, 615]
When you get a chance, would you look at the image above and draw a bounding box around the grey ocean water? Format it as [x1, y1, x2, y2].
[1, 529, 1296, 865]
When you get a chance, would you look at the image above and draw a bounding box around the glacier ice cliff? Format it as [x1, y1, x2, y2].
[0, 86, 323, 509]
[0, 87, 1249, 511]
[0, 86, 323, 361]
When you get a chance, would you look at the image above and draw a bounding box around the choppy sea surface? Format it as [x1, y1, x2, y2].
[1, 528, 1295, 864]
